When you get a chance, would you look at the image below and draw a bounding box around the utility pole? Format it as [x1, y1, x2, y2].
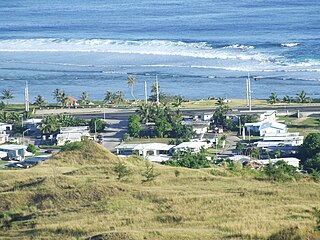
[155, 75, 159, 106]
[144, 81, 148, 105]
[25, 80, 29, 112]
[246, 73, 252, 111]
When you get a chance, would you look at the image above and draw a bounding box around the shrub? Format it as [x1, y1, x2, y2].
[27, 144, 38, 154]
[113, 162, 131, 180]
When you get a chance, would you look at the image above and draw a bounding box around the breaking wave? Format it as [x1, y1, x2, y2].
[281, 43, 299, 47]
[0, 38, 272, 62]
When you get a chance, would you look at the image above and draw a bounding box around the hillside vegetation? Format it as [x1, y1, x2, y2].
[0, 140, 320, 239]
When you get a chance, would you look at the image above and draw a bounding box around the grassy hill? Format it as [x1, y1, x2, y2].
[0, 140, 320, 239]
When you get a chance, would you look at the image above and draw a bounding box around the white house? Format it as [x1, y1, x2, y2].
[0, 122, 13, 132]
[258, 133, 304, 148]
[245, 121, 287, 137]
[56, 126, 90, 146]
[257, 157, 300, 168]
[0, 145, 33, 160]
[0, 131, 9, 144]
[174, 141, 209, 153]
[201, 112, 214, 121]
[115, 143, 175, 161]
[23, 118, 42, 131]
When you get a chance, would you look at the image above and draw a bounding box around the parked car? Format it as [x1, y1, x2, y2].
[44, 149, 53, 154]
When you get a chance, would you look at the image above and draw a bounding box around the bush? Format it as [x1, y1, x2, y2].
[27, 144, 38, 154]
[113, 162, 131, 180]
[264, 160, 300, 182]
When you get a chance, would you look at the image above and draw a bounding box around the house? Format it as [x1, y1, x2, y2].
[115, 143, 175, 162]
[23, 118, 42, 132]
[0, 122, 13, 132]
[182, 121, 210, 135]
[259, 122, 287, 136]
[0, 131, 10, 144]
[174, 141, 209, 153]
[245, 121, 287, 137]
[201, 112, 214, 121]
[227, 110, 277, 123]
[67, 96, 79, 107]
[257, 157, 300, 168]
[257, 133, 304, 148]
[56, 126, 90, 146]
[0, 145, 33, 160]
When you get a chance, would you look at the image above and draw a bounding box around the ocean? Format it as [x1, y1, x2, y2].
[0, 0, 319, 102]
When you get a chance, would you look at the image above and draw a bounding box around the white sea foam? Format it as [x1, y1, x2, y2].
[223, 44, 255, 50]
[281, 43, 299, 47]
[0, 38, 271, 62]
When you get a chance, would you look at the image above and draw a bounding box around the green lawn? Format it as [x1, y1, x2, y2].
[0, 160, 8, 165]
[286, 117, 320, 137]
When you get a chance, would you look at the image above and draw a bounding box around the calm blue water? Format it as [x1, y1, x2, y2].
[0, 0, 319, 102]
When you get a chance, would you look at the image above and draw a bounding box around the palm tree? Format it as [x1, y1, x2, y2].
[297, 90, 308, 103]
[53, 89, 63, 104]
[282, 95, 291, 104]
[104, 90, 114, 103]
[172, 96, 183, 108]
[1, 89, 14, 106]
[268, 92, 278, 105]
[60, 91, 68, 107]
[80, 92, 89, 104]
[216, 97, 225, 106]
[34, 95, 46, 108]
[114, 91, 125, 104]
[127, 75, 136, 101]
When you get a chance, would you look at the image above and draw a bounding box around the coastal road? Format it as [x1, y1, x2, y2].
[65, 105, 320, 120]
[101, 118, 128, 151]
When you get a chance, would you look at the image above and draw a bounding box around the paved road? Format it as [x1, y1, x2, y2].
[219, 135, 241, 158]
[36, 105, 320, 120]
[101, 118, 128, 151]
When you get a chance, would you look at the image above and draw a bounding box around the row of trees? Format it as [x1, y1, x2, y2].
[39, 115, 105, 136]
[128, 104, 193, 139]
[268, 90, 312, 105]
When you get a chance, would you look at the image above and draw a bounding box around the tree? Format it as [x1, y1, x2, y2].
[142, 161, 158, 182]
[53, 89, 68, 106]
[128, 115, 141, 138]
[283, 95, 291, 104]
[89, 118, 105, 133]
[172, 96, 183, 108]
[299, 133, 320, 162]
[113, 162, 131, 180]
[104, 90, 114, 103]
[114, 91, 125, 104]
[268, 92, 278, 105]
[34, 95, 46, 108]
[40, 115, 60, 136]
[1, 89, 14, 106]
[216, 97, 225, 107]
[80, 92, 89, 104]
[296, 90, 310, 103]
[127, 75, 136, 101]
[164, 150, 211, 169]
[27, 144, 38, 154]
[0, 101, 5, 110]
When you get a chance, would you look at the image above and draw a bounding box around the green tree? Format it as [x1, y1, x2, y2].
[142, 161, 158, 182]
[80, 92, 89, 104]
[282, 95, 292, 104]
[268, 92, 278, 105]
[0, 101, 5, 110]
[89, 118, 105, 133]
[114, 91, 125, 104]
[127, 75, 136, 101]
[299, 133, 320, 161]
[164, 150, 211, 169]
[34, 95, 46, 108]
[172, 96, 183, 107]
[296, 90, 310, 103]
[128, 115, 141, 138]
[113, 162, 131, 180]
[104, 90, 114, 103]
[40, 115, 60, 136]
[1, 89, 14, 106]
[27, 144, 38, 154]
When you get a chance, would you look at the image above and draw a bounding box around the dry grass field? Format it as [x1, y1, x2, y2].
[0, 141, 320, 239]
